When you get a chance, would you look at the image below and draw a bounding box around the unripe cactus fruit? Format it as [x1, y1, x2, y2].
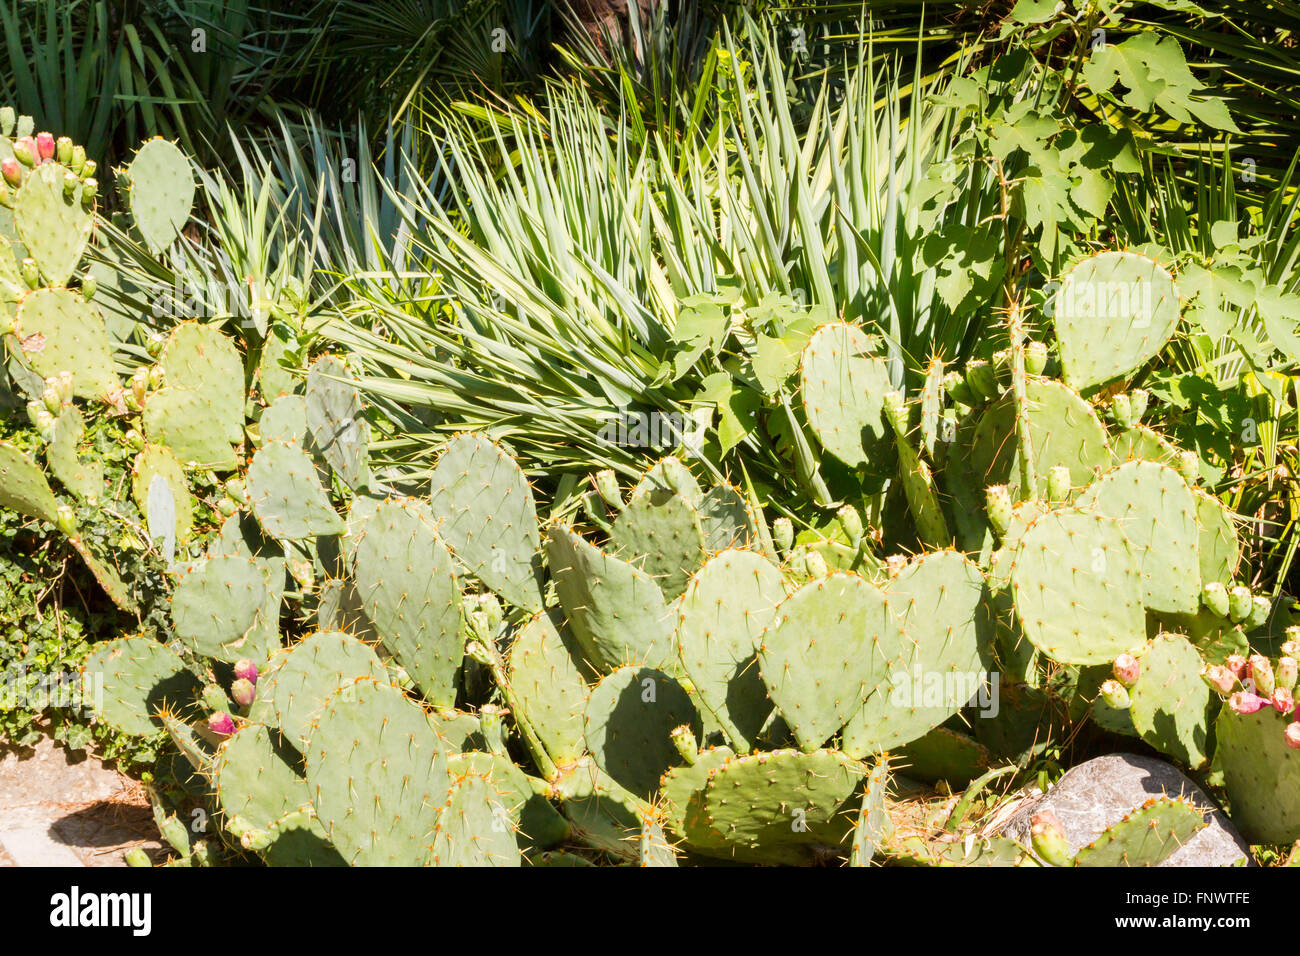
[804, 549, 829, 578]
[147, 365, 165, 390]
[1099, 679, 1131, 709]
[20, 257, 39, 288]
[123, 847, 150, 867]
[1046, 465, 1070, 503]
[965, 359, 997, 400]
[944, 369, 976, 406]
[35, 132, 54, 162]
[208, 712, 236, 738]
[1, 157, 20, 186]
[55, 371, 73, 405]
[1272, 687, 1295, 716]
[1228, 691, 1268, 715]
[55, 136, 72, 165]
[223, 478, 247, 504]
[41, 383, 62, 415]
[837, 504, 864, 548]
[1286, 723, 1300, 751]
[124, 428, 145, 451]
[81, 273, 96, 300]
[80, 159, 96, 178]
[1202, 582, 1230, 618]
[670, 724, 698, 766]
[1030, 810, 1072, 867]
[233, 659, 259, 685]
[0, 106, 13, 136]
[1111, 393, 1134, 428]
[1176, 451, 1199, 485]
[593, 469, 622, 510]
[1129, 388, 1149, 422]
[1277, 657, 1297, 692]
[1112, 653, 1140, 688]
[1247, 596, 1271, 630]
[1201, 664, 1236, 695]
[55, 505, 77, 537]
[772, 516, 794, 554]
[12, 137, 34, 166]
[80, 177, 97, 203]
[231, 678, 256, 708]
[1025, 340, 1048, 375]
[1249, 655, 1276, 697]
[217, 498, 238, 517]
[985, 484, 1013, 536]
[1228, 585, 1253, 624]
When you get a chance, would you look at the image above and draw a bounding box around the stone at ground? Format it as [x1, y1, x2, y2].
[997, 752, 1250, 867]
[0, 735, 163, 866]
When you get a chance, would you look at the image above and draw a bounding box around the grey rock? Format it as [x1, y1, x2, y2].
[998, 753, 1250, 867]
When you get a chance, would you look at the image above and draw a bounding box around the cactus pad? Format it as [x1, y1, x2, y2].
[584, 665, 701, 798]
[1127, 633, 1214, 768]
[1009, 507, 1146, 664]
[82, 636, 198, 736]
[429, 433, 542, 612]
[506, 611, 589, 765]
[800, 322, 891, 467]
[1053, 251, 1180, 392]
[305, 356, 369, 489]
[352, 499, 463, 706]
[0, 440, 59, 523]
[609, 487, 707, 600]
[757, 572, 907, 752]
[126, 138, 194, 253]
[131, 444, 193, 546]
[170, 555, 273, 661]
[14, 162, 92, 284]
[1072, 796, 1206, 866]
[305, 677, 452, 866]
[14, 289, 117, 400]
[246, 439, 345, 539]
[674, 549, 785, 751]
[545, 523, 675, 673]
[46, 407, 101, 501]
[1076, 461, 1200, 615]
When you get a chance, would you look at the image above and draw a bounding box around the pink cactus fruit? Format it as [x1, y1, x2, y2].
[230, 678, 256, 708]
[1225, 655, 1249, 680]
[1286, 723, 1300, 750]
[1112, 653, 1140, 688]
[35, 132, 54, 162]
[233, 658, 259, 685]
[1273, 687, 1295, 716]
[1229, 691, 1269, 716]
[1200, 664, 1236, 695]
[208, 711, 236, 738]
[1, 158, 20, 186]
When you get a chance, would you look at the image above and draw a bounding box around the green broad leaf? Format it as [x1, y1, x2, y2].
[988, 110, 1060, 163]
[670, 295, 729, 380]
[752, 331, 807, 396]
[696, 372, 760, 455]
[1082, 34, 1240, 132]
[921, 224, 1006, 312]
[1010, 0, 1060, 23]
[1209, 220, 1239, 251]
[1254, 286, 1300, 365]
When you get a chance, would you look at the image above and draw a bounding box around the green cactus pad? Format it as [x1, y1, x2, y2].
[882, 834, 1034, 867]
[1009, 507, 1146, 664]
[630, 456, 702, 506]
[352, 499, 463, 706]
[82, 636, 198, 737]
[1194, 489, 1239, 587]
[142, 386, 239, 470]
[674, 549, 785, 751]
[1216, 707, 1300, 844]
[256, 330, 296, 403]
[545, 523, 675, 673]
[1076, 461, 1200, 615]
[506, 611, 589, 766]
[213, 723, 311, 831]
[639, 815, 679, 866]
[305, 677, 452, 866]
[314, 577, 377, 640]
[692, 749, 867, 865]
[609, 487, 707, 600]
[14, 289, 117, 400]
[757, 572, 907, 752]
[842, 550, 989, 757]
[446, 751, 569, 850]
[14, 162, 92, 284]
[971, 378, 1111, 499]
[850, 759, 891, 866]
[697, 483, 759, 551]
[258, 394, 308, 445]
[305, 355, 369, 489]
[428, 771, 521, 866]
[1053, 251, 1180, 392]
[45, 407, 101, 501]
[130, 444, 193, 546]
[0, 440, 60, 523]
[583, 665, 701, 798]
[1127, 633, 1214, 768]
[246, 439, 345, 539]
[159, 322, 245, 418]
[170, 555, 272, 661]
[1109, 423, 1178, 465]
[799, 322, 892, 468]
[208, 510, 280, 561]
[248, 630, 387, 748]
[127, 138, 195, 254]
[1072, 796, 1206, 866]
[659, 745, 735, 844]
[429, 433, 542, 612]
